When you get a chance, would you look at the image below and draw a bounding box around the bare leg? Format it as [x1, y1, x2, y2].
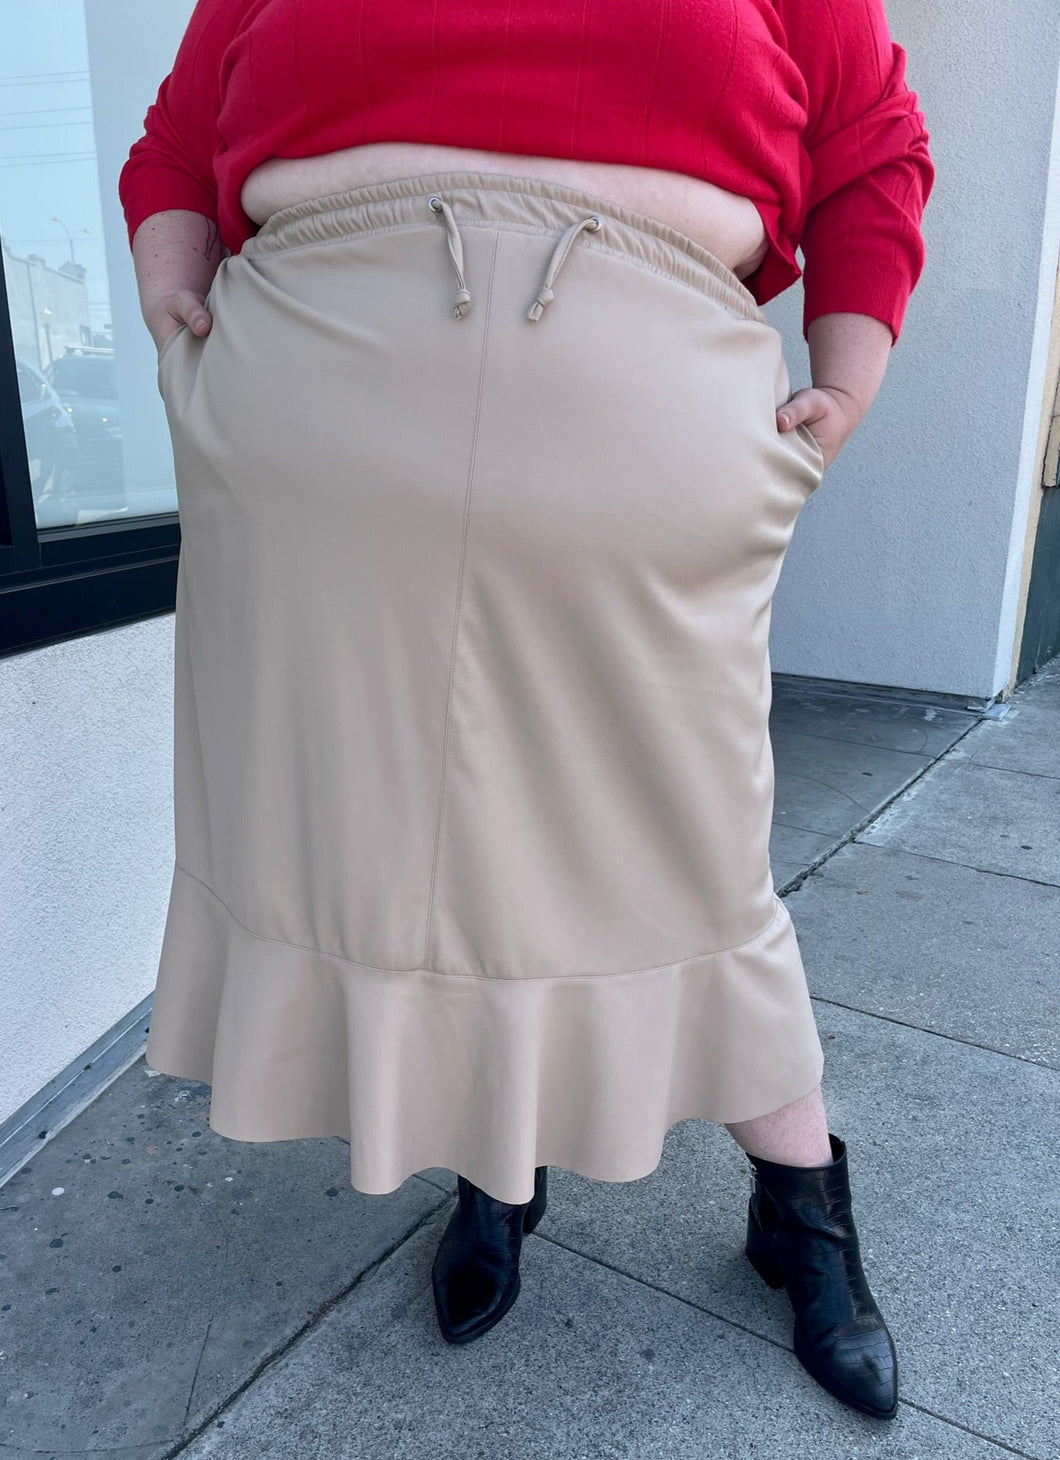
[725, 1083, 833, 1166]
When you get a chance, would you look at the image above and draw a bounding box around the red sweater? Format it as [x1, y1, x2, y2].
[118, 0, 934, 341]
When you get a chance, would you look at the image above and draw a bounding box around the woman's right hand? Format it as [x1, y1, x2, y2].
[149, 290, 213, 355]
[132, 210, 224, 356]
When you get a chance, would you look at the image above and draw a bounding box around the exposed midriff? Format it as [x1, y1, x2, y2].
[239, 141, 770, 281]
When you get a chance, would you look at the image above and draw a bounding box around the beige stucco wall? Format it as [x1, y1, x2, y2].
[769, 2, 1060, 701]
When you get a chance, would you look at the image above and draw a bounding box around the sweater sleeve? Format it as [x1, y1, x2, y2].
[782, 0, 935, 343]
[117, 0, 247, 251]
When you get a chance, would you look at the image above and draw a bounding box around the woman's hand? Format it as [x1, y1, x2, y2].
[148, 290, 213, 355]
[132, 209, 223, 355]
[776, 386, 862, 473]
[780, 313, 896, 473]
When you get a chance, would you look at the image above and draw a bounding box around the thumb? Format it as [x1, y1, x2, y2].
[776, 393, 809, 431]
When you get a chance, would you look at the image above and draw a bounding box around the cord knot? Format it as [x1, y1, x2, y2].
[526, 286, 554, 322]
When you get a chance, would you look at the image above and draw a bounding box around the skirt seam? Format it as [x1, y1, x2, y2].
[420, 227, 502, 965]
[173, 860, 785, 981]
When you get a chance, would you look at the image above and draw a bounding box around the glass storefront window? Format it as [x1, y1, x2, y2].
[1, 0, 183, 528]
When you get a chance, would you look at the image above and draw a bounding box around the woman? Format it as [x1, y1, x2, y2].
[119, 0, 933, 1422]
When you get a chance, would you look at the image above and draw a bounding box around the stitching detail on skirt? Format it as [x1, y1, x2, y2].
[241, 169, 767, 325]
[173, 861, 785, 982]
[420, 227, 502, 966]
[237, 218, 760, 326]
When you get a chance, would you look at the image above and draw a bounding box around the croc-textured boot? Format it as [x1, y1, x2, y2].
[432, 1166, 548, 1344]
[745, 1133, 898, 1419]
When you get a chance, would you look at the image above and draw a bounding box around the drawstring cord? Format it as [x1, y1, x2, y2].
[428, 195, 472, 318]
[526, 213, 602, 321]
[427, 194, 603, 321]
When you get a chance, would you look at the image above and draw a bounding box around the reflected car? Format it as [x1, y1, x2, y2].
[45, 347, 127, 508]
[16, 357, 78, 510]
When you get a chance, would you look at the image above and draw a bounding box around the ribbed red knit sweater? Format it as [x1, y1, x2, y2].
[118, 0, 934, 341]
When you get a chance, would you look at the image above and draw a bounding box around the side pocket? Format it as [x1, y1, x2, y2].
[156, 322, 190, 397]
[794, 419, 826, 488]
[770, 343, 825, 500]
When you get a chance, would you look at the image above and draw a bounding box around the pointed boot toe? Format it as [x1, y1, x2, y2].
[795, 1314, 898, 1419]
[432, 1247, 521, 1342]
[745, 1134, 899, 1420]
[431, 1166, 547, 1345]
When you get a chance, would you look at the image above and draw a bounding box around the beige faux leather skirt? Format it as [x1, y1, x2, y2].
[151, 170, 826, 1205]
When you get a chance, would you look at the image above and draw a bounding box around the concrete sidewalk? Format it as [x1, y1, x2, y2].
[3, 663, 1057, 1459]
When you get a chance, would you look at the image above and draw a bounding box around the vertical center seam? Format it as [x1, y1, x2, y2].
[422, 226, 502, 965]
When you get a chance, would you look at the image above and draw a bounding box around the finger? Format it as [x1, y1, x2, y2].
[776, 392, 814, 431]
[777, 393, 830, 432]
[777, 401, 805, 431]
[176, 292, 213, 335]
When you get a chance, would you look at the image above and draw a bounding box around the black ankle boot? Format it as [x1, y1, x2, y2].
[745, 1133, 898, 1419]
[431, 1166, 548, 1344]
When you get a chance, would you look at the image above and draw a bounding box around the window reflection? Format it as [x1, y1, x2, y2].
[1, 0, 178, 527]
[16, 355, 78, 509]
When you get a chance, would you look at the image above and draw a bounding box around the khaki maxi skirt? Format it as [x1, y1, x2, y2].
[150, 170, 827, 1206]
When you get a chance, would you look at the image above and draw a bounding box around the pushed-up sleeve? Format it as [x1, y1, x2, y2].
[784, 0, 935, 343]
[118, 0, 245, 251]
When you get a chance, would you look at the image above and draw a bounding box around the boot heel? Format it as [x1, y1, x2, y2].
[745, 1202, 785, 1289]
[523, 1166, 548, 1232]
[746, 1241, 785, 1289]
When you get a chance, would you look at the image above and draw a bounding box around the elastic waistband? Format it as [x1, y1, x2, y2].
[240, 169, 767, 326]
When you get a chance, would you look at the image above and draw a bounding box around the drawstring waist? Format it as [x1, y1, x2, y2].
[524, 213, 602, 321]
[241, 170, 766, 328]
[428, 191, 602, 321]
[426, 194, 472, 319]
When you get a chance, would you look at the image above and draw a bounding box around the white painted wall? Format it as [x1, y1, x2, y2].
[2, 0, 1058, 1121]
[0, 621, 174, 1123]
[770, 1, 1060, 700]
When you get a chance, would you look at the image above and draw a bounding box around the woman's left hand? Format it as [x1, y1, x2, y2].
[776, 386, 863, 473]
